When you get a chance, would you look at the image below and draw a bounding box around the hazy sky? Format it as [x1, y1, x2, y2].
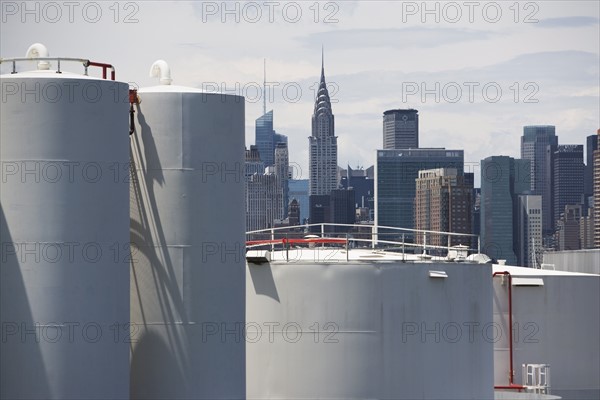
[2, 1, 598, 184]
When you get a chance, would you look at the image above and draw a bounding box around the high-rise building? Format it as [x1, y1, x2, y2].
[330, 188, 356, 230]
[375, 148, 464, 236]
[289, 179, 309, 225]
[480, 156, 531, 265]
[472, 188, 481, 246]
[383, 109, 419, 149]
[309, 52, 337, 197]
[245, 145, 265, 175]
[580, 206, 595, 249]
[464, 173, 478, 249]
[274, 132, 288, 147]
[245, 168, 282, 232]
[255, 110, 287, 168]
[245, 147, 282, 231]
[594, 129, 600, 248]
[521, 125, 558, 235]
[274, 142, 289, 219]
[255, 110, 275, 167]
[517, 195, 542, 268]
[414, 168, 472, 249]
[553, 145, 584, 230]
[555, 204, 582, 251]
[288, 199, 300, 226]
[584, 134, 598, 212]
[309, 195, 331, 229]
[340, 166, 375, 220]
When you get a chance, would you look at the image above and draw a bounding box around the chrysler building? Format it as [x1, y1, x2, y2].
[309, 50, 338, 196]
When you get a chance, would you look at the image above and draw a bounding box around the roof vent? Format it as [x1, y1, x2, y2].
[149, 60, 172, 85]
[26, 43, 50, 70]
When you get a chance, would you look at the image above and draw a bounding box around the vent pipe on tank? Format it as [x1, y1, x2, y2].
[149, 60, 172, 85]
[25, 43, 50, 70]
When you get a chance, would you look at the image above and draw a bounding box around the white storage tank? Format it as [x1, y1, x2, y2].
[129, 61, 246, 399]
[247, 254, 494, 399]
[492, 265, 600, 399]
[0, 45, 130, 399]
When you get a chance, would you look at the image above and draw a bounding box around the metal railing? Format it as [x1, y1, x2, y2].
[522, 364, 551, 394]
[246, 223, 480, 261]
[0, 57, 116, 79]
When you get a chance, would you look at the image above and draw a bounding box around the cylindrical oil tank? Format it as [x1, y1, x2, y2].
[129, 80, 246, 399]
[0, 68, 130, 397]
[247, 260, 494, 399]
[492, 267, 600, 400]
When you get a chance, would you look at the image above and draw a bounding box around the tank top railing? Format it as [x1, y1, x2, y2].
[0, 57, 116, 80]
[246, 223, 480, 261]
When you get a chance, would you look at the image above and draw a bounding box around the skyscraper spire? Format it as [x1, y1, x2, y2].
[314, 47, 332, 120]
[263, 58, 267, 115]
[321, 45, 325, 82]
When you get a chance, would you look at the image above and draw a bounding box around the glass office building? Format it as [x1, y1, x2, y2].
[375, 148, 464, 239]
[481, 156, 531, 265]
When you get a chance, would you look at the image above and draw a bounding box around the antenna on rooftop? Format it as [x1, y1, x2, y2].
[263, 58, 266, 115]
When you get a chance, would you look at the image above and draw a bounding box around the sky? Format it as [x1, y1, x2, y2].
[2, 1, 599, 185]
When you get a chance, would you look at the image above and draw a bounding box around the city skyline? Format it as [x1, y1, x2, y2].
[2, 1, 598, 183]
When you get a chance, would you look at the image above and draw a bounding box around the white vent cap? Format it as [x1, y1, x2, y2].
[26, 43, 50, 70]
[149, 60, 172, 85]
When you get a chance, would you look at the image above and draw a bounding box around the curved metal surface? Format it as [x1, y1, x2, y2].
[0, 72, 130, 399]
[129, 86, 246, 399]
[247, 260, 494, 399]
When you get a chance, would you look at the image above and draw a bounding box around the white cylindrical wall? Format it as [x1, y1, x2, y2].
[129, 86, 246, 399]
[0, 72, 130, 399]
[493, 272, 600, 400]
[247, 260, 494, 399]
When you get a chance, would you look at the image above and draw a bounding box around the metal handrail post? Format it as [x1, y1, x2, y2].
[346, 233, 349, 262]
[372, 225, 375, 249]
[402, 233, 405, 262]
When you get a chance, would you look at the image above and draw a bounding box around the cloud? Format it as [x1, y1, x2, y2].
[177, 43, 206, 49]
[537, 16, 599, 28]
[300, 27, 497, 50]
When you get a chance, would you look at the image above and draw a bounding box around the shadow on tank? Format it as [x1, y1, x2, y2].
[129, 107, 191, 397]
[0, 205, 51, 398]
[248, 263, 280, 302]
[130, 328, 187, 399]
[129, 107, 188, 325]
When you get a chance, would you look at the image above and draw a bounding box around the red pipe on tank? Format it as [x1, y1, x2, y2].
[86, 61, 116, 80]
[129, 89, 138, 136]
[493, 271, 525, 392]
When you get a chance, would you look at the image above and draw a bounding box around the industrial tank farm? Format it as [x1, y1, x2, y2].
[1, 45, 599, 400]
[0, 45, 130, 399]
